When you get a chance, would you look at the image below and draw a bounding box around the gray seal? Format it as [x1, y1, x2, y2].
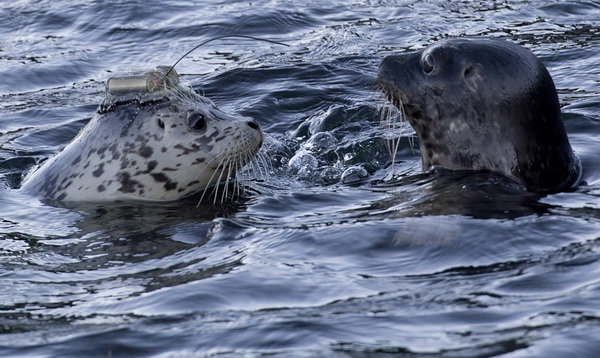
[21, 79, 263, 202]
[377, 37, 581, 192]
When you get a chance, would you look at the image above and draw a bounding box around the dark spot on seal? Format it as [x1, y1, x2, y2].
[136, 137, 154, 158]
[147, 160, 158, 172]
[97, 146, 108, 157]
[187, 180, 200, 187]
[151, 173, 177, 191]
[92, 163, 105, 178]
[117, 172, 141, 194]
[97, 185, 106, 192]
[174, 144, 201, 156]
[71, 155, 82, 166]
[215, 135, 227, 142]
[134, 160, 159, 176]
[195, 130, 220, 143]
[164, 182, 177, 191]
[60, 180, 73, 191]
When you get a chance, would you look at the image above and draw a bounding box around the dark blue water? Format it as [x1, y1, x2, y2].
[2, 0, 600, 357]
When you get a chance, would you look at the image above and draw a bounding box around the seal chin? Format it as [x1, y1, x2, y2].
[377, 37, 581, 193]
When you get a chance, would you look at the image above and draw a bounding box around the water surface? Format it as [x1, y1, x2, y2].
[1, 0, 600, 357]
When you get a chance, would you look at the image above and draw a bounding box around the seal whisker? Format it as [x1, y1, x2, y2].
[393, 95, 416, 155]
[194, 146, 262, 206]
[379, 94, 406, 173]
[234, 162, 242, 199]
[247, 151, 260, 181]
[221, 154, 236, 203]
[197, 178, 214, 206]
[239, 152, 248, 198]
[212, 155, 232, 204]
[249, 151, 261, 180]
[219, 162, 229, 204]
[238, 151, 252, 198]
[232, 152, 242, 199]
[238, 151, 250, 197]
[197, 154, 228, 206]
[258, 151, 273, 181]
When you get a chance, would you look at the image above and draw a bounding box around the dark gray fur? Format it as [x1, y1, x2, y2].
[377, 37, 581, 192]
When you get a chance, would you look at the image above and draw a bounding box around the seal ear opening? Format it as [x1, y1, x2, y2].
[463, 63, 484, 92]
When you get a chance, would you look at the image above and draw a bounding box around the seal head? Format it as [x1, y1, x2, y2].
[377, 38, 581, 192]
[21, 83, 263, 202]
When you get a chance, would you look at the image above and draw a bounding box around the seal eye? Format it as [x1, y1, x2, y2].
[422, 53, 435, 74]
[188, 112, 206, 131]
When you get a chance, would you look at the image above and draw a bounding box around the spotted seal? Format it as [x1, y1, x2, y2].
[377, 37, 581, 192]
[21, 67, 263, 202]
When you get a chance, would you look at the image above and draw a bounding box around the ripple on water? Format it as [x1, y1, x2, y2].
[1, 0, 600, 357]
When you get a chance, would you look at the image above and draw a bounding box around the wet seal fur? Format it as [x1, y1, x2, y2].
[21, 85, 263, 202]
[377, 37, 581, 193]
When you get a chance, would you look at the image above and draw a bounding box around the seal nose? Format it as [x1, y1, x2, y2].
[246, 120, 260, 131]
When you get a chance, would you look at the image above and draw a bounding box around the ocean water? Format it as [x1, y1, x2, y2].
[1, 0, 600, 357]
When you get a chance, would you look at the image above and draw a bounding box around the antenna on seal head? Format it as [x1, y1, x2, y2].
[166, 34, 290, 76]
[104, 35, 289, 103]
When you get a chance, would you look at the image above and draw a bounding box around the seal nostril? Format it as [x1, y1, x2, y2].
[247, 121, 259, 130]
[464, 66, 473, 77]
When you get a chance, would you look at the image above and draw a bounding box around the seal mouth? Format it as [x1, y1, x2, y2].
[378, 77, 413, 125]
[378, 78, 417, 117]
[378, 81, 426, 128]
